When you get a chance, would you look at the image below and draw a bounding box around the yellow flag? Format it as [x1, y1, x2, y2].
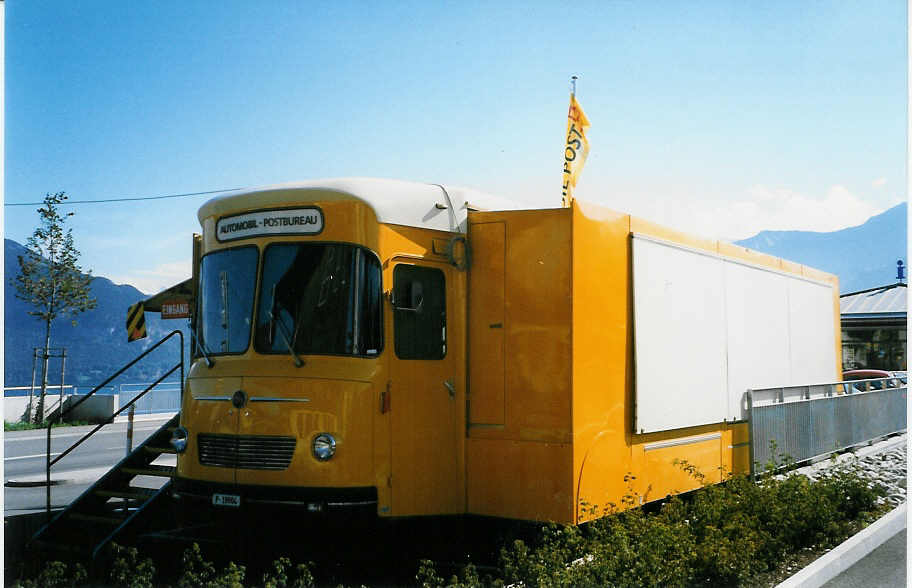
[561, 94, 590, 206]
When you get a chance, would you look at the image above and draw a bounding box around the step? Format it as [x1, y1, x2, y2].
[121, 465, 176, 478]
[94, 488, 158, 501]
[143, 445, 177, 455]
[68, 512, 127, 525]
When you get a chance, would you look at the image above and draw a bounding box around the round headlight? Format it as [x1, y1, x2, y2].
[312, 433, 336, 461]
[170, 426, 188, 453]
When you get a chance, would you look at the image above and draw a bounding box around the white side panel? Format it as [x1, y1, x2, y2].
[632, 238, 728, 433]
[788, 278, 838, 385]
[724, 263, 791, 420]
[633, 234, 838, 433]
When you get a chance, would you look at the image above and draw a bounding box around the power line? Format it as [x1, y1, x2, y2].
[4, 187, 246, 207]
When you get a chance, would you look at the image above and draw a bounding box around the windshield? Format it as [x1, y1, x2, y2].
[198, 246, 259, 354]
[254, 243, 382, 357]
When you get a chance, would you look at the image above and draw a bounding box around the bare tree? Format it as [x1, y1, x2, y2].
[13, 192, 96, 423]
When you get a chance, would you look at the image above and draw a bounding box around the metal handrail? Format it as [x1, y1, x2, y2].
[752, 376, 904, 390]
[45, 330, 184, 520]
[841, 377, 906, 392]
[750, 377, 904, 408]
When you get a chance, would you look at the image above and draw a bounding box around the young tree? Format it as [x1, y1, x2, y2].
[13, 192, 96, 423]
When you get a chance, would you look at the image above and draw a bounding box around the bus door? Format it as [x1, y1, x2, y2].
[189, 244, 257, 488]
[388, 260, 463, 516]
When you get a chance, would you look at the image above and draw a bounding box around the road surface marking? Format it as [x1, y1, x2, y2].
[5, 452, 63, 461]
[5, 425, 165, 442]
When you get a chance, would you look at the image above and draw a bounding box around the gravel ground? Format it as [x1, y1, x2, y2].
[798, 433, 907, 507]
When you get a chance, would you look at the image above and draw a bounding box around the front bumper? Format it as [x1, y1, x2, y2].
[171, 477, 378, 514]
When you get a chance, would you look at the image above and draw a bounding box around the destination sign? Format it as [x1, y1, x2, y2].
[216, 207, 324, 241]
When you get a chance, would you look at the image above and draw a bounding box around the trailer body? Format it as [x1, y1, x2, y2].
[466, 202, 839, 523]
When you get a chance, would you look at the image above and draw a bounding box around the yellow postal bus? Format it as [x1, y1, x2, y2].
[164, 178, 841, 524]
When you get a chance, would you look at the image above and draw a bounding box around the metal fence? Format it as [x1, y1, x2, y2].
[116, 381, 182, 414]
[748, 378, 907, 475]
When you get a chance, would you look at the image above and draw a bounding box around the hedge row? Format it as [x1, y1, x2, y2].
[422, 461, 888, 587]
[14, 460, 887, 587]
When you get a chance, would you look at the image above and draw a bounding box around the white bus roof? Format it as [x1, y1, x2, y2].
[197, 177, 526, 234]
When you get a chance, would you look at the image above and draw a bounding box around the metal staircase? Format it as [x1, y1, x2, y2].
[28, 330, 185, 562]
[31, 414, 179, 559]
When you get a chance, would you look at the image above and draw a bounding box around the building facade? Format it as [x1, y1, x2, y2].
[840, 283, 907, 371]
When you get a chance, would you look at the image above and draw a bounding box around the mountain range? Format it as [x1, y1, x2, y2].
[734, 202, 907, 294]
[4, 238, 188, 388]
[3, 202, 907, 386]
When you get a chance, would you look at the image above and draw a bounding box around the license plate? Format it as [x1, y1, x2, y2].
[212, 493, 241, 507]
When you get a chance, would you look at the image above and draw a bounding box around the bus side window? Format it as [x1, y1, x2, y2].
[393, 265, 446, 359]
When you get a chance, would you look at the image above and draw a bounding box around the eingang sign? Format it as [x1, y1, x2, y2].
[216, 207, 324, 241]
[161, 299, 190, 319]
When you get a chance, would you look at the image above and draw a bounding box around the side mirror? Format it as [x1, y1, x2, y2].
[393, 280, 424, 313]
[409, 282, 424, 311]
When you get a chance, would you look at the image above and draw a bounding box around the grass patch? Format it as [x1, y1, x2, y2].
[4, 419, 91, 431]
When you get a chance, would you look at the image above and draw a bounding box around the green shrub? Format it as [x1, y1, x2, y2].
[174, 543, 252, 588]
[261, 556, 315, 588]
[12, 560, 86, 588]
[416, 559, 447, 588]
[209, 561, 247, 588]
[581, 502, 697, 587]
[177, 543, 218, 587]
[417, 559, 496, 588]
[499, 523, 589, 587]
[491, 461, 887, 588]
[108, 543, 157, 588]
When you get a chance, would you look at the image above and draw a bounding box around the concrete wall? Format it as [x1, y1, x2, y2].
[63, 394, 119, 423]
[3, 394, 119, 423]
[3, 394, 62, 423]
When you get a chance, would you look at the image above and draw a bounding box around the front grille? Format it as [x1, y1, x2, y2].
[197, 434, 297, 470]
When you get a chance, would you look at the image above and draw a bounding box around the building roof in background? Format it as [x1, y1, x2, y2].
[840, 283, 907, 320]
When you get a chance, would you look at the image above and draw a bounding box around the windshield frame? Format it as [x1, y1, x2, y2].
[195, 244, 260, 357]
[253, 240, 385, 360]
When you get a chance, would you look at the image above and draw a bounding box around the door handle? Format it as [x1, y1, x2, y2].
[444, 379, 455, 399]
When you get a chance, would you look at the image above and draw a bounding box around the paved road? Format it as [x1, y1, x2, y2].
[4, 416, 175, 515]
[822, 528, 907, 588]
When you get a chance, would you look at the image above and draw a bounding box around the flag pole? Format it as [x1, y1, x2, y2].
[563, 75, 579, 207]
[562, 74, 589, 208]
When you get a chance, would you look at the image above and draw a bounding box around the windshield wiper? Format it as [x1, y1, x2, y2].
[269, 287, 304, 368]
[189, 321, 215, 368]
[269, 309, 304, 367]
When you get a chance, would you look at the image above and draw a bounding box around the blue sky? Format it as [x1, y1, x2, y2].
[3, 1, 907, 293]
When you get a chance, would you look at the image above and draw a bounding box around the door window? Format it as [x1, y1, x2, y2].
[393, 265, 446, 359]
